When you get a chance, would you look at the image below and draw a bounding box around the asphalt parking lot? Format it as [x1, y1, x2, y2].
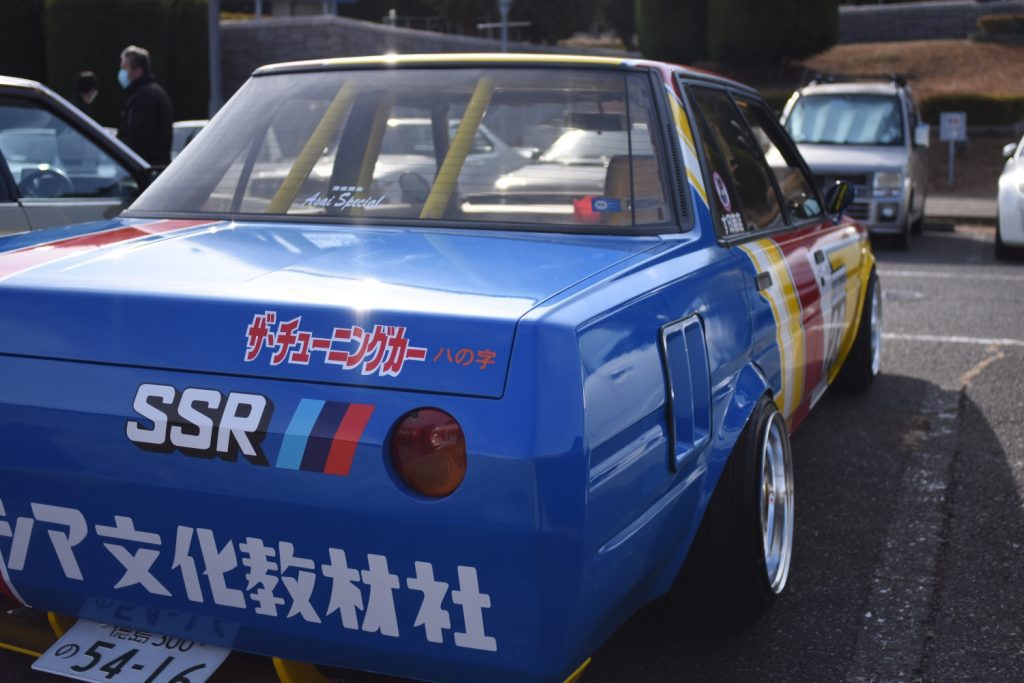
[587, 224, 1024, 682]
[1, 224, 1021, 682]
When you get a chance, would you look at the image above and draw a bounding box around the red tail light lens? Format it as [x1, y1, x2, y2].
[390, 408, 467, 497]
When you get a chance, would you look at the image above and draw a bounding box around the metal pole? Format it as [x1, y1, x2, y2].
[947, 140, 955, 188]
[498, 0, 512, 52]
[208, 0, 223, 116]
[254, 0, 262, 17]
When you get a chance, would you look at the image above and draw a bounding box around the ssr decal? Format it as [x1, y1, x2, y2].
[127, 385, 375, 477]
[276, 399, 374, 477]
[245, 311, 427, 378]
[0, 501, 497, 652]
[127, 384, 273, 465]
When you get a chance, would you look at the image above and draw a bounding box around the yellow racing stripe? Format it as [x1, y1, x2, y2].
[739, 239, 806, 420]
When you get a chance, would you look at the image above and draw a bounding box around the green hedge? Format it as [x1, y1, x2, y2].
[977, 14, 1024, 36]
[0, 0, 47, 82]
[920, 94, 1024, 127]
[709, 0, 839, 68]
[636, 0, 709, 64]
[45, 0, 208, 127]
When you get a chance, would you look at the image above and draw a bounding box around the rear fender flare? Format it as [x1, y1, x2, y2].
[646, 361, 773, 599]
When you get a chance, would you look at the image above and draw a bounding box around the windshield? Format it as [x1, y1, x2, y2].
[130, 67, 673, 231]
[785, 94, 904, 146]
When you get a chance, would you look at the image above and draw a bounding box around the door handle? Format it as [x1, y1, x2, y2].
[755, 271, 772, 291]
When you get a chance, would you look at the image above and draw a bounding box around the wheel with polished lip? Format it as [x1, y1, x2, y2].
[665, 394, 794, 632]
[835, 269, 881, 393]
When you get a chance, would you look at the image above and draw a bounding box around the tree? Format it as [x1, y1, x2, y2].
[0, 0, 47, 82]
[636, 0, 709, 65]
[709, 0, 838, 68]
[516, 0, 600, 44]
[601, 0, 636, 50]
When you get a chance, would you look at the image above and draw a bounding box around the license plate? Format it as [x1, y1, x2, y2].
[32, 619, 230, 683]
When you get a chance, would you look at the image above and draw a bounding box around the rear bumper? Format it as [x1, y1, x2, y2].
[0, 605, 280, 682]
[0, 353, 598, 682]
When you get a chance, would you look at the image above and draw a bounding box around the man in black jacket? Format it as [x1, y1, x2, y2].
[117, 45, 173, 167]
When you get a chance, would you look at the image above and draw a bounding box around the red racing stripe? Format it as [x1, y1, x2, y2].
[324, 404, 375, 476]
[0, 219, 216, 282]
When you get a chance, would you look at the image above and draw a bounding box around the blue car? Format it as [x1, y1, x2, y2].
[0, 54, 877, 683]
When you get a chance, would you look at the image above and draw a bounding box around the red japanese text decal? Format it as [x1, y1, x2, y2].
[432, 347, 497, 371]
[245, 311, 427, 377]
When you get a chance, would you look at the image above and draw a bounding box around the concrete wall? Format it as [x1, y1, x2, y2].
[839, 0, 1024, 44]
[221, 15, 633, 95]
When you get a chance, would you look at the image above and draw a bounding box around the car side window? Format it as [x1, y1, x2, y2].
[689, 92, 746, 238]
[734, 97, 822, 222]
[690, 87, 784, 232]
[0, 97, 138, 200]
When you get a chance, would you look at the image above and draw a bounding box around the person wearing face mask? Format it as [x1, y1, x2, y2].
[117, 45, 173, 168]
[70, 71, 99, 116]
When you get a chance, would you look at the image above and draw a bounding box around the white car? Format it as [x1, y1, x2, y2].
[997, 133, 1024, 259]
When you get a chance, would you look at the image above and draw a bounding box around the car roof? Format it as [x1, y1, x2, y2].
[798, 82, 901, 97]
[253, 52, 756, 94]
[0, 75, 43, 90]
[0, 73, 150, 171]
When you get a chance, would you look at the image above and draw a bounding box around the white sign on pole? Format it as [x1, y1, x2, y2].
[939, 111, 967, 188]
[939, 111, 967, 142]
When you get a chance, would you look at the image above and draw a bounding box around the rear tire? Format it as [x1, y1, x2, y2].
[835, 270, 881, 393]
[911, 195, 924, 236]
[665, 395, 794, 633]
[893, 221, 911, 249]
[994, 216, 1020, 260]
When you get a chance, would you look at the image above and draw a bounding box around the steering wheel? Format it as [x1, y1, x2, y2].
[18, 167, 74, 198]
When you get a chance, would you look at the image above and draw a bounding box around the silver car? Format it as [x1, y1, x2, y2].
[781, 76, 929, 249]
[0, 75, 151, 234]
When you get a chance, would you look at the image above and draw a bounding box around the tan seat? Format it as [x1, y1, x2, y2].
[602, 155, 666, 226]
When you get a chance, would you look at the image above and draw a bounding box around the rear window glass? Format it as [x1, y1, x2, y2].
[130, 67, 675, 231]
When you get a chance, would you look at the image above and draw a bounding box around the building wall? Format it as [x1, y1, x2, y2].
[839, 0, 1024, 44]
[221, 15, 631, 95]
[220, 2, 1024, 95]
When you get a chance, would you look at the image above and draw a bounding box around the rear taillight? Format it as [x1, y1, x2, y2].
[389, 408, 466, 497]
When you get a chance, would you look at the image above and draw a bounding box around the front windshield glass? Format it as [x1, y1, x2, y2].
[130, 67, 674, 231]
[785, 94, 904, 146]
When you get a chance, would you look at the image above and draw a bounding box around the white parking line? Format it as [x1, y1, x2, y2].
[879, 269, 1024, 283]
[883, 333, 1024, 348]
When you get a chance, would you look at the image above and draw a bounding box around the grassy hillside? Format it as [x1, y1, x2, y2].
[801, 39, 1024, 101]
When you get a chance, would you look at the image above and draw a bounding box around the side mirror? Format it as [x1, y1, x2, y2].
[914, 123, 930, 148]
[1003, 142, 1019, 159]
[824, 180, 855, 222]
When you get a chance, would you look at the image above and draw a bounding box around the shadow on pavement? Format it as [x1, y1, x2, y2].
[585, 371, 1024, 681]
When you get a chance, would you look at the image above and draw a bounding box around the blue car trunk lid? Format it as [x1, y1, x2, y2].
[0, 218, 659, 398]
